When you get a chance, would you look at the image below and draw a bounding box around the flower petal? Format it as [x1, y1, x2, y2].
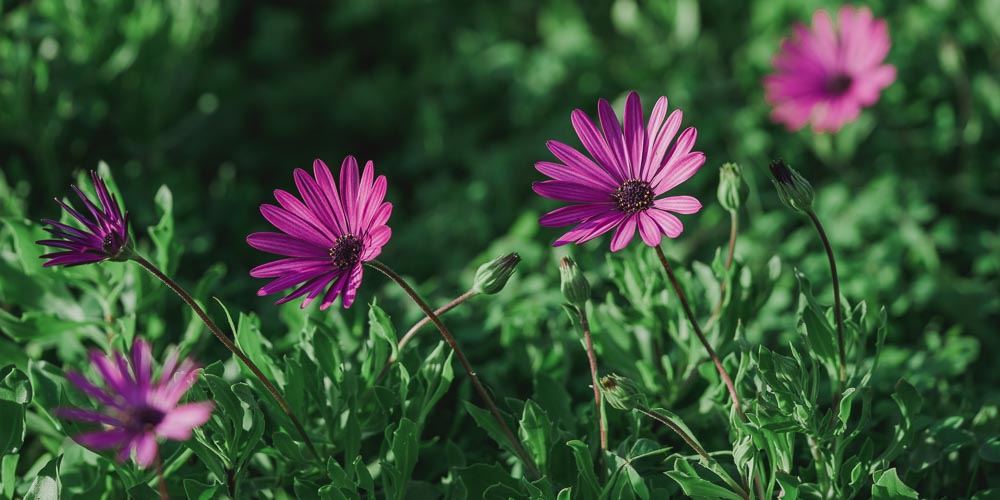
[653, 196, 702, 214]
[157, 402, 214, 440]
[247, 232, 328, 258]
[609, 215, 638, 252]
[539, 204, 614, 227]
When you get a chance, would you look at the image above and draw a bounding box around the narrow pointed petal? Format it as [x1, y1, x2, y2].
[609, 215, 638, 252]
[157, 402, 215, 440]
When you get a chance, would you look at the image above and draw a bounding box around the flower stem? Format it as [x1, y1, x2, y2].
[805, 210, 846, 398]
[366, 260, 541, 480]
[708, 209, 739, 325]
[155, 455, 169, 500]
[396, 288, 478, 355]
[131, 255, 321, 464]
[575, 305, 606, 452]
[653, 245, 744, 421]
[636, 405, 748, 500]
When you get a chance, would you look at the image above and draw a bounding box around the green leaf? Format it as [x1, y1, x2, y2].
[148, 184, 178, 273]
[0, 365, 31, 404]
[871, 468, 918, 499]
[368, 300, 398, 362]
[452, 463, 523, 500]
[979, 436, 1000, 463]
[461, 401, 519, 459]
[665, 466, 743, 500]
[24, 455, 61, 500]
[2, 454, 19, 498]
[567, 440, 600, 500]
[838, 387, 858, 430]
[774, 471, 799, 500]
[518, 400, 552, 475]
[183, 479, 223, 500]
[416, 342, 455, 425]
[0, 400, 25, 455]
[387, 418, 420, 500]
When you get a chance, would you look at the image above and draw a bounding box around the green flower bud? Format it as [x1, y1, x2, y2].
[473, 253, 521, 294]
[600, 374, 646, 411]
[717, 162, 745, 212]
[769, 159, 814, 213]
[559, 257, 590, 308]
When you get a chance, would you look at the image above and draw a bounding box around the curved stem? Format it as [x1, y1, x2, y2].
[155, 455, 169, 500]
[131, 255, 321, 464]
[653, 246, 744, 421]
[637, 406, 748, 500]
[576, 306, 606, 452]
[396, 289, 478, 355]
[366, 260, 541, 480]
[806, 211, 846, 399]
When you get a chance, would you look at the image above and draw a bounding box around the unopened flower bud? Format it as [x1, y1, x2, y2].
[600, 374, 646, 411]
[717, 163, 745, 212]
[559, 257, 590, 308]
[473, 253, 520, 295]
[769, 159, 814, 213]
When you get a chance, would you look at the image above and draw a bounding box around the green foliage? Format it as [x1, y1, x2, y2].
[1, 0, 997, 497]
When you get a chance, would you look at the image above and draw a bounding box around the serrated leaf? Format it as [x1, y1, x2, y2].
[567, 440, 600, 500]
[518, 400, 552, 475]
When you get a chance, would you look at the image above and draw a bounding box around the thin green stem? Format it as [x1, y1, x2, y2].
[653, 245, 744, 421]
[806, 211, 846, 401]
[396, 288, 478, 355]
[576, 306, 606, 452]
[637, 406, 748, 500]
[708, 209, 739, 327]
[131, 255, 321, 464]
[366, 260, 541, 480]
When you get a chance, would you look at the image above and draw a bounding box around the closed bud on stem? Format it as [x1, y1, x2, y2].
[559, 257, 590, 308]
[600, 373, 646, 411]
[769, 159, 814, 213]
[717, 162, 745, 212]
[473, 252, 521, 295]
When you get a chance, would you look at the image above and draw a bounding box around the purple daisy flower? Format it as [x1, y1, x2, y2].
[764, 5, 896, 133]
[533, 92, 705, 252]
[57, 339, 213, 468]
[37, 171, 132, 267]
[247, 156, 392, 309]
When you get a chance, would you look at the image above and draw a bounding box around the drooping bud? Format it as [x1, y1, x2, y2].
[559, 257, 590, 308]
[769, 159, 814, 213]
[717, 163, 745, 212]
[600, 374, 646, 411]
[473, 253, 521, 295]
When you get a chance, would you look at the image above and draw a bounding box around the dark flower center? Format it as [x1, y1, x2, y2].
[330, 234, 363, 269]
[612, 179, 654, 214]
[825, 73, 853, 95]
[102, 234, 117, 253]
[131, 406, 165, 429]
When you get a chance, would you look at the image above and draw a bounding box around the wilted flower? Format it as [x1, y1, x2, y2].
[559, 257, 590, 308]
[37, 171, 132, 267]
[769, 160, 815, 213]
[764, 5, 896, 133]
[248, 157, 392, 309]
[533, 92, 704, 252]
[57, 339, 213, 468]
[474, 253, 521, 295]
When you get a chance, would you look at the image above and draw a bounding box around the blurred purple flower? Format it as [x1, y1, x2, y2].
[57, 339, 213, 468]
[247, 157, 392, 309]
[533, 91, 704, 252]
[765, 5, 896, 133]
[37, 171, 132, 267]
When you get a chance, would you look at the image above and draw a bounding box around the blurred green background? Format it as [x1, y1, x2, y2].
[1, 0, 999, 493]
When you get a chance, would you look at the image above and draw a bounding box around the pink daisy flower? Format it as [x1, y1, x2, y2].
[764, 5, 896, 133]
[247, 157, 392, 309]
[57, 339, 213, 468]
[533, 91, 705, 252]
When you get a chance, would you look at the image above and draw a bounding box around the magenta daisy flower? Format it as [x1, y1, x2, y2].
[247, 156, 392, 309]
[37, 171, 132, 267]
[764, 5, 896, 133]
[57, 339, 213, 468]
[533, 92, 705, 252]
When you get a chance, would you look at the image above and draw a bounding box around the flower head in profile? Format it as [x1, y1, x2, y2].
[533, 92, 704, 252]
[764, 5, 896, 133]
[37, 171, 132, 267]
[57, 339, 213, 468]
[248, 157, 392, 309]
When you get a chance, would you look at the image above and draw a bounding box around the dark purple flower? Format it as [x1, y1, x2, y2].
[533, 92, 704, 252]
[37, 171, 132, 267]
[57, 339, 213, 468]
[247, 156, 392, 309]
